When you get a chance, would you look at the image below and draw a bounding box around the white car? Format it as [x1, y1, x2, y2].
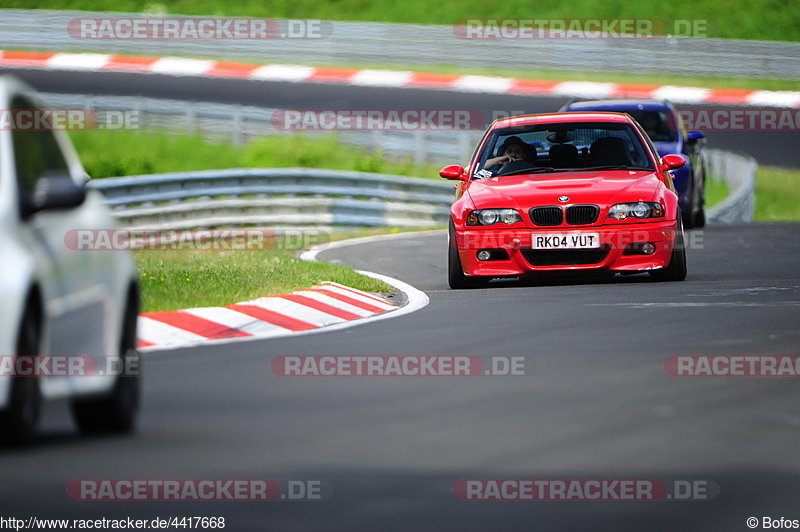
[0, 76, 140, 444]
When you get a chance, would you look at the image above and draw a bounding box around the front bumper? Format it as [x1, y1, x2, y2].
[455, 220, 678, 277]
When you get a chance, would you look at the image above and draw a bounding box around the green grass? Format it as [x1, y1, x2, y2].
[707, 165, 800, 221]
[67, 130, 445, 311]
[69, 129, 443, 179]
[10, 0, 800, 41]
[704, 176, 729, 208]
[704, 164, 800, 221]
[135, 232, 398, 312]
[755, 166, 800, 221]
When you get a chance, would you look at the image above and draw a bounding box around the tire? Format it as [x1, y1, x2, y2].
[682, 175, 697, 229]
[683, 164, 706, 229]
[0, 301, 43, 446]
[693, 207, 706, 229]
[448, 221, 486, 289]
[71, 290, 140, 435]
[650, 213, 688, 282]
[693, 164, 706, 228]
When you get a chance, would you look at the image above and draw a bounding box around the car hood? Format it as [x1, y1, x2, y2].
[466, 170, 662, 210]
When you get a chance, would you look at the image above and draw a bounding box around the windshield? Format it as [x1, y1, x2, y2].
[625, 109, 679, 142]
[474, 121, 657, 178]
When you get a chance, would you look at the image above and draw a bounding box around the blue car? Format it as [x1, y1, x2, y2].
[559, 99, 706, 228]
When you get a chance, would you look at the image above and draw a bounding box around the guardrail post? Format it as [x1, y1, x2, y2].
[371, 129, 385, 156]
[413, 131, 424, 165]
[186, 102, 197, 133]
[232, 105, 242, 146]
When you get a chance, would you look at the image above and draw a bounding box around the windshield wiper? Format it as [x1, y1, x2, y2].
[498, 167, 556, 176]
[567, 165, 653, 172]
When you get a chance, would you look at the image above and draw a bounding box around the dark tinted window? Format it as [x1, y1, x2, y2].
[476, 121, 655, 177]
[11, 96, 70, 215]
[625, 109, 678, 142]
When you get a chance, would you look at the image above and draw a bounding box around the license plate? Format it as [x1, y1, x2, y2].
[532, 233, 601, 249]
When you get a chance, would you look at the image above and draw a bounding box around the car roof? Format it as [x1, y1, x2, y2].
[561, 99, 674, 112]
[0, 75, 35, 105]
[492, 112, 636, 129]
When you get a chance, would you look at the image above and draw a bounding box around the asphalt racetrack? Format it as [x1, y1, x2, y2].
[1, 224, 799, 531]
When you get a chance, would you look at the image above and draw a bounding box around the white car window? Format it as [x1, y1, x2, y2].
[11, 96, 70, 217]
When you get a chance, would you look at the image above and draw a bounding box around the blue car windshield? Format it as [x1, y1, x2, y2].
[623, 109, 679, 142]
[475, 121, 656, 178]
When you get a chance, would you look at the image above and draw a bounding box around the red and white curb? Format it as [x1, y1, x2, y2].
[134, 231, 433, 352]
[1, 50, 798, 108]
[137, 281, 397, 351]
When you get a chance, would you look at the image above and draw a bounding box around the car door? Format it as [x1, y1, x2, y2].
[11, 96, 110, 398]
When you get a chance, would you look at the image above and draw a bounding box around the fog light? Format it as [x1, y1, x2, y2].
[623, 242, 658, 256]
[477, 250, 492, 261]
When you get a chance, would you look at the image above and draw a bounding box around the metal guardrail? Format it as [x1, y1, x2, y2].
[39, 92, 483, 164]
[2, 9, 799, 80]
[705, 148, 757, 224]
[88, 168, 455, 229]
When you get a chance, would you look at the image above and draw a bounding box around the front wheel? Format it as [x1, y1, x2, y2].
[71, 291, 140, 435]
[650, 214, 688, 282]
[683, 165, 706, 229]
[448, 222, 486, 289]
[693, 164, 706, 228]
[682, 176, 696, 229]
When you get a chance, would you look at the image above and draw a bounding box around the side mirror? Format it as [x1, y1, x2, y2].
[32, 172, 87, 214]
[658, 154, 686, 174]
[686, 130, 705, 143]
[439, 165, 467, 181]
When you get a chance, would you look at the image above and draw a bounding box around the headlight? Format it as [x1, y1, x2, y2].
[479, 210, 498, 225]
[467, 209, 522, 226]
[608, 202, 665, 220]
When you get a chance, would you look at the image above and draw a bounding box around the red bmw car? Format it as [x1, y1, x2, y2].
[440, 112, 688, 289]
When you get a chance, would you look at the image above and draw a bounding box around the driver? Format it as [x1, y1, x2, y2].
[483, 136, 536, 174]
